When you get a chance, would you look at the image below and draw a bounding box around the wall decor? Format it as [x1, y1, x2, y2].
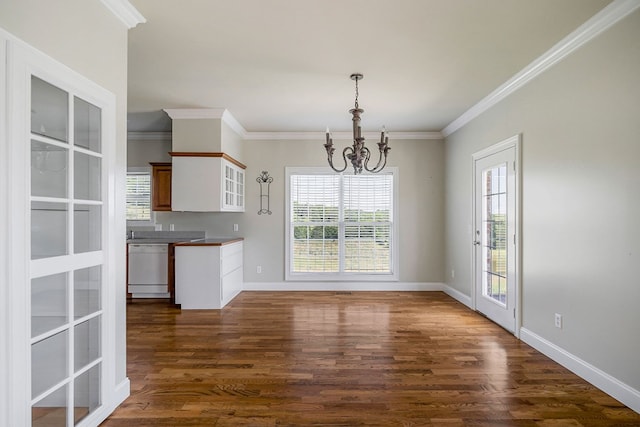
[257, 171, 273, 215]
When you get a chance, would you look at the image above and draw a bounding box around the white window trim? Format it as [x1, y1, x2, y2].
[285, 167, 399, 282]
[126, 166, 155, 226]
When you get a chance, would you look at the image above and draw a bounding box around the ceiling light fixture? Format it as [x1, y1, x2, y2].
[324, 73, 390, 174]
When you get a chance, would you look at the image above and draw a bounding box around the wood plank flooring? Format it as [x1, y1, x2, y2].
[101, 292, 640, 426]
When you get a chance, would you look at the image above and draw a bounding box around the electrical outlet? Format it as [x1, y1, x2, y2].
[233, 224, 239, 232]
[451, 269, 455, 279]
[256, 266, 262, 274]
[554, 313, 562, 329]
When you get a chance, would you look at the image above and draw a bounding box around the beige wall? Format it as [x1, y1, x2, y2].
[137, 136, 445, 284]
[127, 137, 172, 166]
[241, 136, 444, 284]
[0, 0, 130, 386]
[445, 9, 640, 392]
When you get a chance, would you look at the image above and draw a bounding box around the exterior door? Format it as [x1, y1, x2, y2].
[473, 136, 520, 334]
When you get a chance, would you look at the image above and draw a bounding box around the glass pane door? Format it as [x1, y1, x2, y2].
[473, 140, 518, 334]
[30, 76, 103, 426]
[482, 164, 507, 305]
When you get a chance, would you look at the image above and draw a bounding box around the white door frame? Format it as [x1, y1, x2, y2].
[2, 28, 121, 427]
[471, 134, 522, 337]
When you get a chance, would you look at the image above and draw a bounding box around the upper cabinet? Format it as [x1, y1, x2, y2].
[170, 152, 245, 212]
[150, 162, 172, 211]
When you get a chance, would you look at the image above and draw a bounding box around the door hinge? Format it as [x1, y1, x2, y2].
[513, 308, 516, 318]
[513, 234, 516, 245]
[513, 161, 516, 171]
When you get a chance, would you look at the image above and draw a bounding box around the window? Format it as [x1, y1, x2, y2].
[126, 168, 151, 222]
[286, 167, 398, 281]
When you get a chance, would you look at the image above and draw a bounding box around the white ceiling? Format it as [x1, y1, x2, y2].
[126, 0, 611, 134]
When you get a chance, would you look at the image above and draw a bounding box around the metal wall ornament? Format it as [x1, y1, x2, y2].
[257, 171, 273, 215]
[324, 73, 390, 174]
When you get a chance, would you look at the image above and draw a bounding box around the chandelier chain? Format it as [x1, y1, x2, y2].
[354, 76, 359, 109]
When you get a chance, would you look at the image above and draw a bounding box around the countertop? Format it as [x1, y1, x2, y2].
[127, 238, 205, 244]
[174, 237, 244, 246]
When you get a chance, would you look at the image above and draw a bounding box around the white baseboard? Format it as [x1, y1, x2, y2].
[242, 281, 446, 292]
[520, 328, 640, 414]
[441, 284, 473, 308]
[79, 377, 130, 427]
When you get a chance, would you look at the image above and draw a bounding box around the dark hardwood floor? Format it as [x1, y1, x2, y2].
[101, 292, 640, 426]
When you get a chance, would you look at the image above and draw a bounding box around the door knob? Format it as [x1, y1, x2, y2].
[473, 240, 481, 246]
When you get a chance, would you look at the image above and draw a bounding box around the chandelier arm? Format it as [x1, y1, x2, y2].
[326, 145, 349, 173]
[364, 132, 391, 173]
[364, 144, 390, 173]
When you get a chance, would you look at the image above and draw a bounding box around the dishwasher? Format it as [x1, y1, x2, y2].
[128, 243, 169, 298]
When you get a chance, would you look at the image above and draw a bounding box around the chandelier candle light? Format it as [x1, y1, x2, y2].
[324, 73, 390, 174]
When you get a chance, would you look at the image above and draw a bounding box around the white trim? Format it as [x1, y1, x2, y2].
[163, 107, 228, 120]
[76, 378, 130, 427]
[247, 131, 442, 141]
[284, 167, 400, 283]
[441, 0, 640, 137]
[441, 284, 473, 309]
[127, 131, 172, 142]
[99, 0, 146, 29]
[471, 134, 522, 337]
[0, 34, 8, 427]
[163, 108, 249, 138]
[139, 127, 441, 143]
[243, 282, 445, 292]
[520, 328, 640, 414]
[221, 109, 247, 139]
[3, 28, 127, 427]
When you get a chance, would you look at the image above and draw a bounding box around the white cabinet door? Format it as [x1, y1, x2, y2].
[222, 161, 245, 212]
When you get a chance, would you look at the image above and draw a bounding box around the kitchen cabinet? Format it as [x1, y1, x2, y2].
[150, 162, 172, 211]
[174, 239, 243, 309]
[170, 152, 245, 212]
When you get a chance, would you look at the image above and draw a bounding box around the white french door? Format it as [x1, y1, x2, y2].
[473, 136, 520, 334]
[3, 34, 117, 427]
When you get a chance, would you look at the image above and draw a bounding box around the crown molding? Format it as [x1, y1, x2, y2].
[126, 130, 441, 142]
[160, 109, 440, 141]
[163, 108, 228, 120]
[441, 0, 640, 138]
[163, 108, 248, 138]
[127, 131, 171, 142]
[99, 0, 146, 29]
[246, 131, 442, 141]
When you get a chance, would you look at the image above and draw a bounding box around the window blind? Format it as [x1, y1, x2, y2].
[290, 172, 393, 275]
[126, 172, 151, 221]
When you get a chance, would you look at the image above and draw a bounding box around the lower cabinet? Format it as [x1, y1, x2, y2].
[174, 241, 243, 309]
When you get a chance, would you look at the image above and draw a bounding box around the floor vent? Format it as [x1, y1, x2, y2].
[335, 291, 352, 295]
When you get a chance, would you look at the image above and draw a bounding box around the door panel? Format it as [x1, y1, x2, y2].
[473, 142, 518, 333]
[30, 74, 105, 426]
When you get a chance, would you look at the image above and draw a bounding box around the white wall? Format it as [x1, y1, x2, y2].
[445, 7, 640, 401]
[0, 0, 130, 404]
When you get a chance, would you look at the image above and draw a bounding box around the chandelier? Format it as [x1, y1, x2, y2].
[324, 73, 390, 174]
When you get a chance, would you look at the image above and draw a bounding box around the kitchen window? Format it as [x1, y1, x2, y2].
[286, 167, 398, 281]
[126, 168, 152, 223]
